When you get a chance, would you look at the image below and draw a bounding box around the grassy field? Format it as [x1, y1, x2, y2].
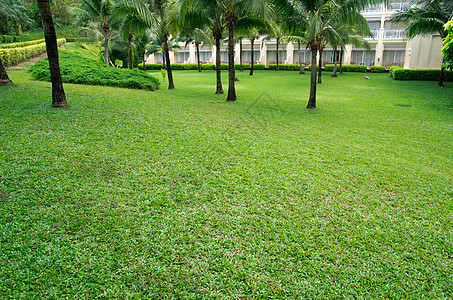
[1, 69, 452, 298]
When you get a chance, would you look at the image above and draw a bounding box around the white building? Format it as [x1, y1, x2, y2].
[146, 0, 443, 69]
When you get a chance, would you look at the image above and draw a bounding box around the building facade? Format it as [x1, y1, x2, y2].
[146, 1, 443, 69]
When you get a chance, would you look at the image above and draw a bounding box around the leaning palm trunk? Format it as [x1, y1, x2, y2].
[163, 34, 174, 89]
[307, 47, 317, 109]
[332, 47, 338, 77]
[196, 42, 201, 72]
[298, 41, 304, 74]
[127, 33, 132, 69]
[0, 57, 11, 85]
[37, 0, 68, 107]
[249, 38, 255, 76]
[339, 47, 343, 74]
[439, 65, 445, 87]
[226, 18, 236, 102]
[318, 48, 323, 84]
[215, 37, 223, 94]
[142, 50, 146, 71]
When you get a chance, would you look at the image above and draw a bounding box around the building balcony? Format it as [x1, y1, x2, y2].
[384, 29, 406, 39]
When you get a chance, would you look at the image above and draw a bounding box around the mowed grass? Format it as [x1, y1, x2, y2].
[0, 69, 452, 298]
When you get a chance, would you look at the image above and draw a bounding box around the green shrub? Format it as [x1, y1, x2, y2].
[307, 64, 319, 71]
[324, 64, 335, 71]
[252, 64, 265, 70]
[0, 39, 45, 49]
[0, 38, 66, 66]
[341, 64, 367, 72]
[137, 63, 164, 70]
[268, 64, 300, 70]
[370, 66, 385, 73]
[389, 66, 403, 77]
[31, 50, 160, 90]
[0, 35, 15, 43]
[201, 64, 215, 70]
[171, 63, 198, 70]
[392, 68, 453, 81]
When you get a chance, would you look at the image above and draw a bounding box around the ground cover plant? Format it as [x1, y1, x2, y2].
[30, 43, 160, 90]
[0, 69, 452, 298]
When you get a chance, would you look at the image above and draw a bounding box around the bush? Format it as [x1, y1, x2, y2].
[268, 64, 300, 70]
[0, 35, 20, 43]
[31, 50, 160, 91]
[201, 64, 215, 70]
[370, 66, 386, 73]
[0, 38, 66, 66]
[389, 66, 402, 77]
[0, 39, 45, 49]
[392, 68, 453, 81]
[236, 63, 250, 70]
[137, 63, 164, 70]
[252, 64, 265, 70]
[339, 64, 367, 72]
[307, 64, 319, 71]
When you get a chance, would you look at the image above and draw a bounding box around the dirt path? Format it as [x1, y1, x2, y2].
[6, 43, 69, 70]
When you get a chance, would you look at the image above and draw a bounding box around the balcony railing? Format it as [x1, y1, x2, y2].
[384, 29, 406, 39]
[365, 30, 380, 39]
[362, 5, 382, 12]
[387, 2, 411, 11]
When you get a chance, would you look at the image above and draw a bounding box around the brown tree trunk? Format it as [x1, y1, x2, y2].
[298, 41, 304, 74]
[142, 50, 146, 71]
[215, 36, 223, 94]
[37, 0, 68, 107]
[196, 42, 201, 72]
[340, 47, 343, 74]
[239, 38, 243, 71]
[249, 37, 254, 76]
[127, 32, 132, 69]
[307, 47, 317, 109]
[0, 57, 12, 85]
[332, 47, 337, 77]
[318, 48, 323, 84]
[226, 18, 236, 102]
[163, 34, 174, 89]
[439, 66, 445, 87]
[103, 29, 110, 65]
[276, 37, 280, 71]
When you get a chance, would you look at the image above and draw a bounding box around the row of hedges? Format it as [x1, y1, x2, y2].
[137, 63, 266, 71]
[0, 38, 66, 66]
[30, 51, 160, 90]
[0, 39, 45, 49]
[324, 64, 367, 72]
[370, 66, 386, 73]
[390, 66, 453, 81]
[0, 35, 21, 43]
[268, 64, 302, 70]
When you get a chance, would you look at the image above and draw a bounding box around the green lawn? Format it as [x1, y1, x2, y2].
[1, 69, 452, 298]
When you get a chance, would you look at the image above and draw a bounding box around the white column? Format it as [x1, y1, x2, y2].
[209, 45, 216, 64]
[344, 44, 353, 65]
[187, 43, 196, 63]
[375, 16, 386, 66]
[145, 53, 156, 64]
[286, 41, 294, 64]
[234, 43, 240, 63]
[260, 42, 267, 66]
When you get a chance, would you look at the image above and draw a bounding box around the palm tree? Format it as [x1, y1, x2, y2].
[71, 0, 118, 65]
[276, 0, 370, 108]
[37, 0, 69, 107]
[133, 29, 154, 70]
[178, 26, 211, 72]
[391, 0, 452, 87]
[0, 0, 31, 36]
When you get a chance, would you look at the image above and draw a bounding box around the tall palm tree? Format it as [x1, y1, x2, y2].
[71, 0, 118, 65]
[37, 0, 69, 107]
[0, 0, 31, 36]
[276, 0, 370, 108]
[133, 29, 154, 70]
[391, 0, 453, 87]
[178, 26, 211, 72]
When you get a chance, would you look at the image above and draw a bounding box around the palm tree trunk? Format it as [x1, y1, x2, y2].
[163, 34, 174, 89]
[340, 47, 343, 74]
[142, 50, 146, 71]
[239, 38, 243, 71]
[226, 18, 236, 102]
[37, 0, 68, 107]
[215, 36, 223, 94]
[103, 28, 110, 65]
[0, 57, 12, 85]
[298, 41, 304, 74]
[318, 48, 323, 84]
[249, 37, 254, 76]
[332, 47, 337, 77]
[439, 66, 445, 87]
[307, 48, 317, 109]
[276, 37, 280, 71]
[196, 42, 201, 72]
[127, 32, 132, 69]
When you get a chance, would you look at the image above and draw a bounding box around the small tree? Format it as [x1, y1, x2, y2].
[441, 18, 453, 71]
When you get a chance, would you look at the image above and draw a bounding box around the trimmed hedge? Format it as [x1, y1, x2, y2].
[370, 66, 386, 73]
[268, 64, 301, 70]
[324, 64, 367, 72]
[0, 38, 66, 66]
[392, 68, 453, 81]
[0, 39, 45, 49]
[31, 51, 160, 90]
[389, 66, 402, 77]
[137, 62, 259, 71]
[0, 35, 20, 43]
